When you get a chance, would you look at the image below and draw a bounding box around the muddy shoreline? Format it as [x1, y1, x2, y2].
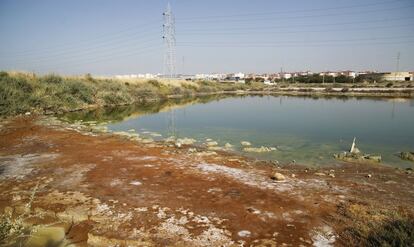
[0, 115, 413, 246]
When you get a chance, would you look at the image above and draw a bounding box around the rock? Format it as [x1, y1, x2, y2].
[366, 155, 381, 162]
[241, 141, 251, 146]
[57, 206, 89, 223]
[177, 138, 196, 145]
[247, 207, 261, 214]
[129, 180, 142, 186]
[128, 129, 135, 132]
[150, 132, 162, 137]
[271, 172, 286, 181]
[328, 173, 335, 178]
[3, 206, 13, 216]
[291, 174, 296, 178]
[208, 146, 224, 151]
[400, 152, 414, 162]
[141, 138, 154, 144]
[12, 195, 22, 201]
[188, 148, 197, 153]
[195, 151, 217, 156]
[164, 136, 176, 142]
[334, 151, 381, 163]
[113, 131, 131, 137]
[238, 230, 251, 237]
[366, 174, 372, 178]
[206, 141, 218, 147]
[314, 172, 326, 176]
[243, 146, 277, 153]
[25, 112, 31, 116]
[224, 143, 233, 149]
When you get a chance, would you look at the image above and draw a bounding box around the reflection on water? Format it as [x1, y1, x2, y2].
[60, 94, 226, 123]
[60, 95, 414, 168]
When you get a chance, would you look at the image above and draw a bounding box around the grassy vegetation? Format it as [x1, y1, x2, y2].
[336, 201, 414, 246]
[0, 72, 225, 116]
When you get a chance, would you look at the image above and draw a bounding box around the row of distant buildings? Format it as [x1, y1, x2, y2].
[114, 71, 414, 82]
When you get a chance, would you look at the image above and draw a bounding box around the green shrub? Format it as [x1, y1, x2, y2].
[66, 80, 95, 104]
[172, 87, 182, 95]
[43, 74, 63, 84]
[0, 71, 8, 78]
[148, 79, 161, 88]
[366, 218, 414, 246]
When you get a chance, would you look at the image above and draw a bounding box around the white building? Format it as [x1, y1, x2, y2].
[115, 73, 157, 79]
[264, 80, 276, 85]
[195, 73, 226, 80]
[382, 72, 413, 81]
[234, 72, 245, 79]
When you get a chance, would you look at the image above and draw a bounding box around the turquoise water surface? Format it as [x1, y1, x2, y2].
[64, 95, 414, 168]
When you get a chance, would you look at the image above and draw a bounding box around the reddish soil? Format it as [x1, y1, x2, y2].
[0, 116, 413, 246]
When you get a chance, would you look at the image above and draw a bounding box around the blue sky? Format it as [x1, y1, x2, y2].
[0, 0, 413, 75]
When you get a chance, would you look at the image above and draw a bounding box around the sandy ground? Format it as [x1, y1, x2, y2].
[0, 116, 413, 246]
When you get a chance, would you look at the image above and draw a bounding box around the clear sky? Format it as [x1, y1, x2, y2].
[0, 0, 413, 75]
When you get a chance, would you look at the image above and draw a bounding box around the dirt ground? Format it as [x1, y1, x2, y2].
[0, 115, 413, 246]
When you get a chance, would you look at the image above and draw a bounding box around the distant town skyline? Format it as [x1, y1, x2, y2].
[1, 0, 413, 75]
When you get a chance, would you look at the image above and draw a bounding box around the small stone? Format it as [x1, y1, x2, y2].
[291, 174, 296, 178]
[271, 172, 286, 181]
[25, 112, 31, 116]
[176, 138, 196, 145]
[241, 141, 251, 146]
[400, 152, 414, 162]
[328, 173, 335, 178]
[129, 180, 142, 186]
[243, 146, 276, 153]
[238, 230, 251, 237]
[224, 143, 233, 148]
[12, 195, 22, 201]
[314, 172, 326, 176]
[206, 141, 218, 147]
[366, 174, 372, 178]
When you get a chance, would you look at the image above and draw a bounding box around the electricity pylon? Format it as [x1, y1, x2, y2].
[162, 3, 176, 78]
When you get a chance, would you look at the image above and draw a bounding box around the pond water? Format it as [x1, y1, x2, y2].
[61, 95, 414, 168]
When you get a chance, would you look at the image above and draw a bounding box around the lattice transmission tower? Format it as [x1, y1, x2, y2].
[162, 3, 176, 78]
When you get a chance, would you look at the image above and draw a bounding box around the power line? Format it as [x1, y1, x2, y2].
[177, 34, 414, 45]
[0, 20, 160, 57]
[176, 0, 409, 20]
[177, 16, 414, 32]
[176, 4, 413, 24]
[16, 44, 162, 73]
[177, 40, 414, 48]
[6, 35, 161, 64]
[177, 23, 413, 36]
